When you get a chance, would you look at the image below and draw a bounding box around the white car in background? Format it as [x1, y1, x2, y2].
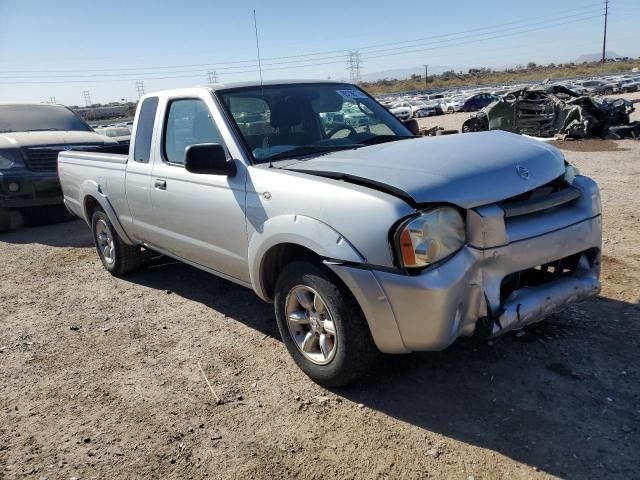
[441, 95, 468, 113]
[402, 101, 437, 118]
[388, 103, 412, 121]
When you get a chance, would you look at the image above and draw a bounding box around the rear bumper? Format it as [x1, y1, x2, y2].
[0, 170, 62, 209]
[328, 176, 602, 354]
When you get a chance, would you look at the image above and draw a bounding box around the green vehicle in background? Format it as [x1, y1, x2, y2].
[462, 84, 638, 139]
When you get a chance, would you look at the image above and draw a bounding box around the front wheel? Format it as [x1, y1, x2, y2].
[274, 261, 378, 387]
[91, 209, 142, 276]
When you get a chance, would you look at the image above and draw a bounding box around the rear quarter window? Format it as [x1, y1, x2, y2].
[133, 96, 159, 163]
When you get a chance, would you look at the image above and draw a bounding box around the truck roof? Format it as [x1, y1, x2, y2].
[136, 80, 356, 102]
[203, 79, 352, 91]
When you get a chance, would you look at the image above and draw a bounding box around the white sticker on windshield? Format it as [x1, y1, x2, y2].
[336, 89, 368, 100]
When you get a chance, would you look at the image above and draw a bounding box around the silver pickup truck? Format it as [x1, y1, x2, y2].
[59, 81, 602, 386]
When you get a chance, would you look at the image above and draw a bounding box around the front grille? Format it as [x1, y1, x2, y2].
[22, 144, 106, 172]
[22, 149, 58, 171]
[498, 176, 581, 218]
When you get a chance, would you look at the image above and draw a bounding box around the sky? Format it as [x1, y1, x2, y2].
[1, 0, 639, 105]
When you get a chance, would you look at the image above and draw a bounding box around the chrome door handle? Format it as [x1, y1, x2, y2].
[154, 179, 167, 190]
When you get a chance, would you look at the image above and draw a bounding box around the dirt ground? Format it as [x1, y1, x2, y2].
[1, 140, 640, 478]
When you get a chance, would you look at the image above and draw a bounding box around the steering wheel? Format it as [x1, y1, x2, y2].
[326, 125, 357, 139]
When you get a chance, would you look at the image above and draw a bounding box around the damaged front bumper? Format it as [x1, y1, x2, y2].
[327, 175, 602, 353]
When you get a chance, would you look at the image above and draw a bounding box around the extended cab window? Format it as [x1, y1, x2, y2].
[133, 96, 158, 163]
[163, 98, 224, 165]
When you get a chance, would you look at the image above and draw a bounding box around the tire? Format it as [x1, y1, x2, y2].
[0, 208, 10, 234]
[447, 107, 454, 114]
[91, 208, 142, 276]
[274, 261, 378, 387]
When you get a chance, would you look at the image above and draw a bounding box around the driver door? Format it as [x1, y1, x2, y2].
[149, 95, 249, 283]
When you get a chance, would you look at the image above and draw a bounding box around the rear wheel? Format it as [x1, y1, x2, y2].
[91, 209, 141, 276]
[274, 261, 378, 387]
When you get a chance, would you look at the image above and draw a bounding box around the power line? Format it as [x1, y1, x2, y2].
[0, 2, 610, 77]
[0, 11, 607, 84]
[0, 10, 625, 85]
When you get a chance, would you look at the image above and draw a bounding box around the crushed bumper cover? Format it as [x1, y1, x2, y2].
[328, 176, 602, 354]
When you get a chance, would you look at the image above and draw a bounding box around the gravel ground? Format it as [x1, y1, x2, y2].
[1, 137, 639, 478]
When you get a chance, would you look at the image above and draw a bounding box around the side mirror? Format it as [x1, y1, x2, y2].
[185, 143, 236, 176]
[402, 118, 420, 136]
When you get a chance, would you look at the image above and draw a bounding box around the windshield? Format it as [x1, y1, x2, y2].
[217, 83, 412, 163]
[0, 104, 91, 133]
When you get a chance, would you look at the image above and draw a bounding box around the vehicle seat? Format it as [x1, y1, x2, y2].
[268, 97, 312, 146]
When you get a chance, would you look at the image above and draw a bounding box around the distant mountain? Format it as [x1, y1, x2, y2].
[575, 51, 621, 63]
[360, 65, 454, 82]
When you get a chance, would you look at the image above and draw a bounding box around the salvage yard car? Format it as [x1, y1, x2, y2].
[58, 80, 602, 386]
[0, 103, 121, 232]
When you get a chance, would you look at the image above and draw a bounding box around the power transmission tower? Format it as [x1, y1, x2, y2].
[347, 50, 362, 83]
[135, 81, 146, 99]
[207, 70, 218, 83]
[601, 0, 609, 63]
[49, 96, 56, 104]
[82, 90, 91, 107]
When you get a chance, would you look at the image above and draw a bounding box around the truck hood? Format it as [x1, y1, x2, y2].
[286, 131, 566, 208]
[0, 130, 117, 148]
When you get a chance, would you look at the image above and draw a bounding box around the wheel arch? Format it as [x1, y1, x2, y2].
[248, 215, 365, 301]
[80, 180, 134, 245]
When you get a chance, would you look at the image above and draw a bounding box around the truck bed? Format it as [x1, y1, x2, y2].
[58, 151, 129, 221]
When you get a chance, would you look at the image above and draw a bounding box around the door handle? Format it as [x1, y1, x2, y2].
[154, 179, 167, 190]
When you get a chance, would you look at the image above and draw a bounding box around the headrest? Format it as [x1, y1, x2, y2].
[270, 97, 303, 129]
[313, 90, 344, 113]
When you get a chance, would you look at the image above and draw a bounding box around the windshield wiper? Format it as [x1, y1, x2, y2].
[359, 135, 416, 146]
[266, 144, 363, 163]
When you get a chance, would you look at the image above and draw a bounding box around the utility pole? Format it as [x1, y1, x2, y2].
[424, 64, 428, 86]
[207, 70, 218, 83]
[601, 0, 608, 63]
[347, 50, 362, 83]
[135, 81, 146, 99]
[82, 90, 91, 107]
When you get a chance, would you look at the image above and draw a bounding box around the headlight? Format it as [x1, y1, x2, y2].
[395, 206, 466, 269]
[0, 153, 15, 170]
[564, 163, 580, 184]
